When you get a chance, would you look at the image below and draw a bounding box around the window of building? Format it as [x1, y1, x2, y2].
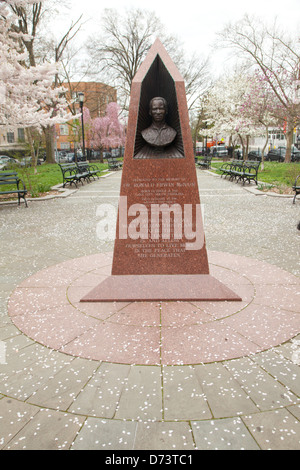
[7, 132, 14, 143]
[59, 124, 69, 136]
[268, 129, 285, 141]
[60, 142, 71, 150]
[18, 128, 25, 142]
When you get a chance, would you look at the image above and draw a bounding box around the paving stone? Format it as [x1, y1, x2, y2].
[253, 349, 300, 396]
[68, 362, 131, 418]
[162, 366, 211, 420]
[276, 338, 300, 362]
[114, 366, 162, 421]
[133, 421, 195, 450]
[194, 362, 259, 418]
[288, 404, 300, 421]
[0, 344, 74, 400]
[191, 417, 260, 450]
[28, 357, 99, 410]
[0, 397, 40, 449]
[71, 418, 137, 450]
[242, 408, 300, 450]
[1, 339, 48, 371]
[3, 408, 85, 450]
[225, 357, 299, 410]
[5, 332, 35, 351]
[0, 324, 21, 341]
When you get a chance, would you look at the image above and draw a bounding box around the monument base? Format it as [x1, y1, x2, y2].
[80, 274, 242, 302]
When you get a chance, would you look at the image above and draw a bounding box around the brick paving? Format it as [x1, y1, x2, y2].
[0, 169, 299, 450]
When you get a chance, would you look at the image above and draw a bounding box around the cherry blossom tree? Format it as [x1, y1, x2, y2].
[217, 15, 300, 162]
[90, 102, 125, 161]
[204, 70, 260, 158]
[0, 0, 78, 167]
[239, 71, 278, 169]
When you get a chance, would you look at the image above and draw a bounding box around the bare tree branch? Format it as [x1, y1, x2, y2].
[85, 8, 210, 114]
[216, 14, 300, 162]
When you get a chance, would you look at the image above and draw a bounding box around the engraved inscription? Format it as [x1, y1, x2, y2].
[124, 175, 199, 259]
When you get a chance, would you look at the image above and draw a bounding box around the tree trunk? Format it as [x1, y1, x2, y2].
[44, 125, 56, 164]
[245, 135, 250, 161]
[25, 127, 38, 174]
[285, 123, 293, 163]
[238, 134, 246, 160]
[261, 125, 269, 171]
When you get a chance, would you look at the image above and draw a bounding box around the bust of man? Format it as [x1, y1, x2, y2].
[141, 97, 177, 148]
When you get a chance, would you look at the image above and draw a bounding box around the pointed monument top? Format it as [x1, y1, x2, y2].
[133, 37, 184, 84]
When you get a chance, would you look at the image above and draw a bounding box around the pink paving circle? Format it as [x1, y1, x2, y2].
[8, 251, 300, 365]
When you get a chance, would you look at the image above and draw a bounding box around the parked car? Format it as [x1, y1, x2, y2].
[90, 150, 101, 160]
[0, 155, 21, 170]
[65, 153, 86, 162]
[266, 146, 300, 162]
[20, 157, 42, 167]
[55, 151, 68, 163]
[265, 148, 285, 162]
[211, 145, 228, 158]
[65, 153, 75, 162]
[0, 155, 10, 170]
[289, 146, 300, 162]
[292, 150, 300, 162]
[248, 150, 262, 161]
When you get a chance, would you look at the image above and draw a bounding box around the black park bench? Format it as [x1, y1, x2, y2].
[220, 160, 261, 185]
[59, 163, 87, 187]
[196, 155, 212, 169]
[76, 161, 102, 180]
[0, 172, 28, 207]
[292, 175, 300, 204]
[107, 156, 123, 170]
[59, 162, 102, 187]
[219, 159, 240, 178]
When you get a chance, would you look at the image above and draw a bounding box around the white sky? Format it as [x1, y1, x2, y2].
[56, 0, 300, 76]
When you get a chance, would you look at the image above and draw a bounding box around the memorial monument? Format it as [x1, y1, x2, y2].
[81, 39, 241, 302]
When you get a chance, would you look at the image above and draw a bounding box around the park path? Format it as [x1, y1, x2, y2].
[0, 169, 299, 450]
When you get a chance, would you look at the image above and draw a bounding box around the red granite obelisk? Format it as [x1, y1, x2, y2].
[81, 39, 241, 302]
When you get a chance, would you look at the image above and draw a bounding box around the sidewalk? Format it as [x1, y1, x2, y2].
[0, 170, 299, 450]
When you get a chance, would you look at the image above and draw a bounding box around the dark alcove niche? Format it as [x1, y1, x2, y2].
[133, 54, 184, 158]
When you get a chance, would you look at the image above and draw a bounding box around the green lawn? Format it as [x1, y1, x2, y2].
[1, 159, 299, 199]
[1, 162, 109, 198]
[210, 160, 299, 188]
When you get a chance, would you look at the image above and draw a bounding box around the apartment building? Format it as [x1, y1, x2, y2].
[0, 81, 117, 156]
[55, 81, 117, 153]
[0, 127, 26, 154]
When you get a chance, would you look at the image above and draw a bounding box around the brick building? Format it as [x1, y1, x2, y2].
[0, 81, 117, 156]
[55, 81, 117, 153]
[0, 127, 26, 154]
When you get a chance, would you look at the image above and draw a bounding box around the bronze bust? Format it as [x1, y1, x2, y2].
[135, 97, 182, 159]
[141, 97, 177, 147]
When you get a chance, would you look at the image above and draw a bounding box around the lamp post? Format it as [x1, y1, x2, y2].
[78, 92, 86, 160]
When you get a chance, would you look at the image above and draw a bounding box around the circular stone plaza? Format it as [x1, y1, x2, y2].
[0, 169, 299, 450]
